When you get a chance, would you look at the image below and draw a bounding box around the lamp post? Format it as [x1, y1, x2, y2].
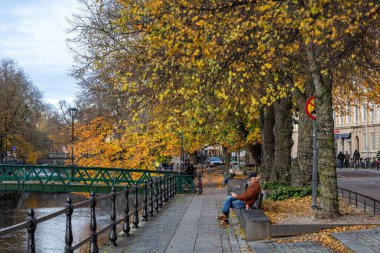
[180, 131, 184, 172]
[68, 108, 78, 167]
[4, 132, 7, 164]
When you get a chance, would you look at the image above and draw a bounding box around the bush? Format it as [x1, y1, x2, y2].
[262, 182, 312, 201]
[262, 182, 288, 190]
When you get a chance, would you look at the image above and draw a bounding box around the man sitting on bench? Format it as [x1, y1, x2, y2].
[217, 172, 261, 225]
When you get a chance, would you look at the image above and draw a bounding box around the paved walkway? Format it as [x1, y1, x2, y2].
[103, 180, 250, 253]
[102, 171, 380, 253]
[250, 241, 333, 253]
[332, 227, 380, 253]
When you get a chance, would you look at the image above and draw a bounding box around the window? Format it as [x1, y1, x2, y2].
[362, 105, 367, 123]
[355, 106, 358, 124]
[370, 103, 374, 122]
[377, 106, 380, 123]
[364, 133, 368, 152]
[340, 114, 344, 125]
[347, 108, 351, 124]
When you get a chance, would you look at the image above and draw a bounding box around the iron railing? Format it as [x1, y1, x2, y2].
[338, 187, 380, 214]
[0, 174, 180, 253]
[0, 165, 200, 193]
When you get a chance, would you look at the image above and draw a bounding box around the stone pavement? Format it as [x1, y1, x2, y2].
[332, 227, 380, 253]
[249, 241, 333, 253]
[102, 180, 250, 253]
[248, 226, 380, 253]
[102, 172, 380, 253]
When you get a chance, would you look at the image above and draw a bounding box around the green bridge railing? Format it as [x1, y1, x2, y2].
[0, 165, 198, 194]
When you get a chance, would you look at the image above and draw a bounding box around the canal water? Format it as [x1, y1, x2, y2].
[0, 192, 130, 253]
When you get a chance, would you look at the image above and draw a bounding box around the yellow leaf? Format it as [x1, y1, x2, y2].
[264, 63, 272, 69]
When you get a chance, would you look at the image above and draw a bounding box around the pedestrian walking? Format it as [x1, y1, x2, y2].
[344, 151, 350, 168]
[353, 149, 360, 169]
[337, 151, 344, 169]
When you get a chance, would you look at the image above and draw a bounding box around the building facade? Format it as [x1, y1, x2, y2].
[333, 104, 380, 159]
[292, 103, 380, 159]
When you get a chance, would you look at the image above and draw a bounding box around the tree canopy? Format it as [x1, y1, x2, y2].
[0, 59, 52, 163]
[69, 0, 380, 217]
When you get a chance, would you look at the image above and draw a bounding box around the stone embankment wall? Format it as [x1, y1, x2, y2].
[0, 191, 22, 209]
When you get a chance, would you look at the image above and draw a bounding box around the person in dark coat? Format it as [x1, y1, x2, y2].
[337, 151, 345, 169]
[185, 160, 195, 178]
[222, 168, 235, 187]
[344, 151, 350, 168]
[353, 149, 360, 168]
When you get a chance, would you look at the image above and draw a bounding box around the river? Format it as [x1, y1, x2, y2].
[0, 192, 130, 253]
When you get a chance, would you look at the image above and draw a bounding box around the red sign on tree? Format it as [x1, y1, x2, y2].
[305, 96, 316, 120]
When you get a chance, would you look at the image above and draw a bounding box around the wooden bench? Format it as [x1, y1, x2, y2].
[226, 178, 264, 209]
[251, 192, 263, 209]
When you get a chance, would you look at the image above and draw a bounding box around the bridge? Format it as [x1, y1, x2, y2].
[0, 164, 201, 252]
[0, 164, 197, 194]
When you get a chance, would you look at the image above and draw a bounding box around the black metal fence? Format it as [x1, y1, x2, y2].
[338, 187, 380, 215]
[0, 174, 179, 253]
[337, 158, 380, 170]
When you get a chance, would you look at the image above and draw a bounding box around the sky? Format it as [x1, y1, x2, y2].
[0, 0, 80, 106]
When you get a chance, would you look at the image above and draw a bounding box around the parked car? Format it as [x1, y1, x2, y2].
[205, 157, 223, 167]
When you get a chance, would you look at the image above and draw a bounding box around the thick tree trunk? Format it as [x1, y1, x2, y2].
[306, 46, 339, 217]
[259, 106, 275, 182]
[246, 144, 261, 166]
[272, 96, 293, 184]
[291, 81, 314, 186]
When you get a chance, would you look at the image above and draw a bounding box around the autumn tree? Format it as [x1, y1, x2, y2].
[0, 59, 48, 163]
[128, 0, 379, 217]
[68, 1, 291, 182]
[70, 0, 380, 218]
[291, 1, 379, 217]
[68, 0, 263, 169]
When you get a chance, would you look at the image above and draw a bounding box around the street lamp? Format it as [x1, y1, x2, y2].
[180, 131, 184, 172]
[5, 133, 7, 164]
[2, 132, 7, 164]
[68, 108, 78, 167]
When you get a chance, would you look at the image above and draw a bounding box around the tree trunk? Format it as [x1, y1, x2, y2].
[222, 146, 231, 171]
[306, 45, 339, 217]
[291, 81, 314, 186]
[259, 105, 275, 182]
[0, 137, 3, 161]
[246, 144, 261, 166]
[189, 151, 198, 165]
[272, 96, 293, 184]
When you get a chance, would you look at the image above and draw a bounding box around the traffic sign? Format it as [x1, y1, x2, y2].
[305, 96, 316, 120]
